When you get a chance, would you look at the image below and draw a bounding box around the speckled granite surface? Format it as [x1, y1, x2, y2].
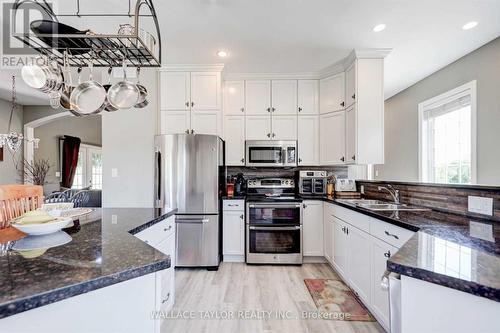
[0, 208, 176, 319]
[304, 195, 500, 302]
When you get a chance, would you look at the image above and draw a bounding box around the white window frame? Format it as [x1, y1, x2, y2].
[72, 144, 102, 189]
[418, 80, 477, 184]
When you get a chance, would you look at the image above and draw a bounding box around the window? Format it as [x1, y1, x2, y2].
[419, 81, 476, 184]
[71, 144, 103, 190]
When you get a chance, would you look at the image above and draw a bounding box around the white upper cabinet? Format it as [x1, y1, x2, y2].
[161, 111, 190, 134]
[320, 72, 345, 114]
[224, 115, 245, 165]
[190, 72, 221, 110]
[297, 80, 319, 115]
[246, 115, 272, 140]
[297, 115, 319, 165]
[345, 104, 356, 163]
[160, 72, 190, 110]
[271, 80, 297, 115]
[245, 80, 271, 115]
[303, 201, 324, 256]
[345, 61, 356, 107]
[272, 115, 297, 140]
[191, 111, 220, 135]
[320, 110, 345, 165]
[223, 81, 245, 115]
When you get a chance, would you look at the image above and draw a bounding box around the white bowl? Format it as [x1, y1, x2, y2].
[12, 217, 73, 236]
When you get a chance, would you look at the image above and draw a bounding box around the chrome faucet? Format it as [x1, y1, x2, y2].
[378, 185, 400, 204]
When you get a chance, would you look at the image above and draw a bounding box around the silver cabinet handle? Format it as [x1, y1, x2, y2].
[271, 107, 275, 112]
[267, 107, 271, 112]
[240, 158, 245, 163]
[381, 271, 390, 290]
[240, 214, 244, 219]
[267, 133, 271, 138]
[191, 101, 194, 107]
[384, 250, 391, 258]
[271, 133, 276, 138]
[298, 107, 302, 112]
[385, 231, 399, 239]
[240, 107, 244, 112]
[164, 225, 173, 232]
[185, 101, 189, 107]
[185, 129, 190, 134]
[303, 203, 307, 209]
[162, 292, 171, 303]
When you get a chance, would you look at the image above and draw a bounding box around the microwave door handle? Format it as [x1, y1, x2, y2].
[282, 148, 287, 165]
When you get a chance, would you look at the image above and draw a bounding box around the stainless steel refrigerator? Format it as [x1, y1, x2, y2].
[154, 134, 225, 269]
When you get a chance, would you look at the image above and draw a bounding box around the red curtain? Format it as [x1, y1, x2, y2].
[61, 136, 81, 188]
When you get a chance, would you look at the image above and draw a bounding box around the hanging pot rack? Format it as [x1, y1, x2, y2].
[11, 0, 162, 68]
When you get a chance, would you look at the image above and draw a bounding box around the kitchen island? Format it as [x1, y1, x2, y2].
[0, 208, 176, 333]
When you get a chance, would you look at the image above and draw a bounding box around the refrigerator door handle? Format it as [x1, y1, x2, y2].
[154, 147, 162, 208]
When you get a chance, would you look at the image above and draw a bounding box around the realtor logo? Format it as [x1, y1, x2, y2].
[1, 1, 57, 68]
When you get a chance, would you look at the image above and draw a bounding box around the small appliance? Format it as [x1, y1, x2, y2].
[335, 179, 357, 192]
[299, 170, 327, 195]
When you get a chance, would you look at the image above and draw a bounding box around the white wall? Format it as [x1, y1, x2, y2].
[376, 37, 500, 185]
[0, 98, 23, 184]
[101, 68, 158, 207]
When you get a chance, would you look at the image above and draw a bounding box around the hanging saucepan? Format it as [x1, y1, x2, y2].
[102, 67, 118, 112]
[59, 52, 77, 113]
[70, 59, 106, 115]
[21, 56, 63, 93]
[107, 58, 139, 109]
[134, 67, 148, 108]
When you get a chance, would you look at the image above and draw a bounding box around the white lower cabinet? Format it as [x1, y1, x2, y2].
[222, 200, 245, 262]
[371, 237, 397, 331]
[302, 201, 323, 256]
[322, 202, 416, 331]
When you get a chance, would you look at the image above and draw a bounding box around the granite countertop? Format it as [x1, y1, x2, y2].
[304, 195, 500, 302]
[0, 207, 176, 319]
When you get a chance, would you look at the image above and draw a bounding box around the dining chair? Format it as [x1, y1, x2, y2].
[0, 185, 44, 229]
[70, 190, 91, 208]
[44, 190, 71, 203]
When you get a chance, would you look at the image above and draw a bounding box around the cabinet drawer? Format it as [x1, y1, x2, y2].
[331, 204, 370, 233]
[135, 215, 175, 246]
[223, 200, 245, 211]
[370, 220, 415, 248]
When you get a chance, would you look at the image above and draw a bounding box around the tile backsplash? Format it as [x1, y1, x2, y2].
[226, 166, 348, 181]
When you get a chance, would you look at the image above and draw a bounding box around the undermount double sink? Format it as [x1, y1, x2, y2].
[337, 199, 431, 212]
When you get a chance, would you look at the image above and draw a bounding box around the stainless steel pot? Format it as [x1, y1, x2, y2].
[134, 67, 148, 109]
[70, 60, 106, 115]
[107, 59, 139, 109]
[103, 67, 118, 112]
[21, 56, 63, 93]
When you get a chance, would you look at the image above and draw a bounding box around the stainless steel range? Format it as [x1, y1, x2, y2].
[245, 178, 303, 265]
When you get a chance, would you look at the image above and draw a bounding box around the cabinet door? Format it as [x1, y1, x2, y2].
[271, 80, 297, 115]
[319, 72, 345, 114]
[272, 115, 297, 140]
[224, 81, 245, 115]
[191, 111, 220, 135]
[371, 237, 397, 331]
[245, 80, 271, 115]
[223, 210, 245, 255]
[297, 80, 319, 115]
[333, 217, 347, 277]
[246, 115, 271, 140]
[346, 61, 356, 107]
[224, 116, 245, 165]
[323, 210, 333, 264]
[160, 72, 190, 110]
[345, 105, 356, 163]
[190, 72, 221, 110]
[346, 224, 371, 303]
[320, 111, 345, 165]
[303, 201, 324, 256]
[297, 115, 319, 165]
[161, 111, 190, 134]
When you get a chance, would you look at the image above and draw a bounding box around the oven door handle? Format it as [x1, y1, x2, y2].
[248, 204, 302, 208]
[248, 226, 302, 231]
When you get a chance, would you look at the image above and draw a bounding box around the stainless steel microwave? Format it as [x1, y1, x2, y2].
[245, 140, 297, 167]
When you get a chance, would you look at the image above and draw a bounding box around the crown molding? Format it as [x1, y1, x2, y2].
[353, 48, 392, 59]
[223, 72, 319, 81]
[160, 64, 225, 72]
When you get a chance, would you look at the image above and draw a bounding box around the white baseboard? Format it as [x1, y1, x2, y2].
[303, 256, 328, 263]
[223, 255, 245, 263]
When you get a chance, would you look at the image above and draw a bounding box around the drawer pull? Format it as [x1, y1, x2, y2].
[384, 250, 391, 258]
[240, 214, 244, 219]
[164, 225, 172, 232]
[227, 204, 240, 207]
[162, 293, 171, 303]
[385, 231, 399, 239]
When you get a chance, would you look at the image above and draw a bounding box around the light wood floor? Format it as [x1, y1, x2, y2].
[162, 262, 384, 333]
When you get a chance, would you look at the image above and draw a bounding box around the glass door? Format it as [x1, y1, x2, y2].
[247, 146, 283, 164]
[248, 226, 301, 254]
[247, 203, 301, 226]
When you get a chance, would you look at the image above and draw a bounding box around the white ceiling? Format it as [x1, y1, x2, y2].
[1, 0, 499, 104]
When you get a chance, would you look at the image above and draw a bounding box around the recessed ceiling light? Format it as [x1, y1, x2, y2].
[217, 50, 228, 57]
[373, 24, 386, 32]
[462, 21, 478, 30]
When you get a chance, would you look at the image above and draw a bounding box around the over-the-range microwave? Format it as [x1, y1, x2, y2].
[245, 140, 297, 167]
